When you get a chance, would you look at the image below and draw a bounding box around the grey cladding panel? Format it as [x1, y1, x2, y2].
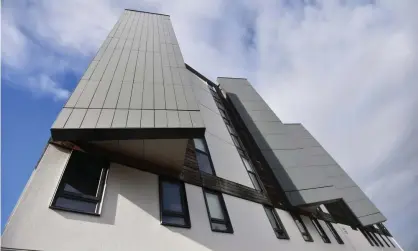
[51, 11, 204, 137]
[219, 77, 384, 225]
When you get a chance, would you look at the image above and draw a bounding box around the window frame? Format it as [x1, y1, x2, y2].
[241, 156, 263, 191]
[264, 206, 289, 239]
[325, 221, 344, 244]
[193, 138, 216, 175]
[291, 213, 313, 242]
[50, 151, 109, 216]
[159, 177, 191, 228]
[311, 217, 331, 243]
[360, 229, 375, 246]
[377, 232, 391, 247]
[202, 189, 234, 233]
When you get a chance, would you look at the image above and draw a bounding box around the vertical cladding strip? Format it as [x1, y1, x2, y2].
[167, 110, 180, 128]
[52, 108, 73, 128]
[114, 11, 129, 38]
[96, 109, 115, 128]
[80, 109, 101, 128]
[164, 84, 177, 110]
[94, 37, 111, 61]
[90, 38, 118, 81]
[64, 108, 87, 128]
[135, 51, 146, 83]
[153, 15, 160, 52]
[124, 49, 138, 83]
[89, 80, 112, 108]
[117, 83, 133, 109]
[127, 12, 138, 40]
[143, 51, 154, 109]
[146, 14, 153, 52]
[120, 11, 134, 39]
[108, 16, 122, 38]
[141, 110, 154, 128]
[155, 110, 168, 128]
[130, 83, 144, 109]
[178, 111, 192, 128]
[161, 44, 169, 67]
[82, 60, 99, 80]
[112, 109, 128, 128]
[190, 111, 204, 127]
[132, 13, 143, 50]
[65, 80, 88, 107]
[171, 67, 182, 85]
[139, 14, 148, 51]
[127, 109, 142, 128]
[74, 80, 100, 108]
[173, 45, 184, 67]
[174, 85, 188, 110]
[113, 47, 130, 83]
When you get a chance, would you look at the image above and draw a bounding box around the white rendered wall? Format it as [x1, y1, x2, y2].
[2, 144, 399, 251]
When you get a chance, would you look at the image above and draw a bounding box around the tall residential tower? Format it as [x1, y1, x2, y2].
[2, 9, 402, 251]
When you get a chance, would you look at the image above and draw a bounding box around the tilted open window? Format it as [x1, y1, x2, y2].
[325, 221, 344, 244]
[291, 213, 313, 242]
[311, 217, 331, 243]
[194, 138, 216, 175]
[50, 151, 109, 215]
[264, 206, 289, 239]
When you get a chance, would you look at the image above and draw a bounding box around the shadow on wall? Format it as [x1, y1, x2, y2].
[52, 164, 160, 225]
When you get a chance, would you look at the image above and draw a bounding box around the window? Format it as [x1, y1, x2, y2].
[311, 218, 331, 243]
[264, 206, 289, 239]
[231, 134, 243, 149]
[384, 234, 396, 248]
[371, 232, 384, 247]
[292, 214, 313, 242]
[50, 151, 109, 215]
[194, 138, 215, 175]
[203, 189, 233, 233]
[159, 178, 191, 228]
[360, 229, 375, 246]
[350, 225, 358, 231]
[378, 232, 391, 247]
[325, 222, 344, 244]
[219, 107, 228, 119]
[241, 157, 262, 191]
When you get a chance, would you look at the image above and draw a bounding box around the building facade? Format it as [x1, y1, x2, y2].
[2, 9, 402, 251]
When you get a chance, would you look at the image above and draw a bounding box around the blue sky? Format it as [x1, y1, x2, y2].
[2, 0, 418, 250]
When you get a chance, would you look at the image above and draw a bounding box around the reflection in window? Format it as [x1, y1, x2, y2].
[311, 218, 331, 243]
[292, 213, 313, 242]
[50, 151, 109, 215]
[203, 190, 233, 233]
[159, 178, 190, 228]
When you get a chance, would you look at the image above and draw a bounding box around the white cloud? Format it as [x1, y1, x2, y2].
[2, 0, 417, 249]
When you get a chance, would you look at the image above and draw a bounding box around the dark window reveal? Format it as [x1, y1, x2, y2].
[292, 214, 313, 242]
[51, 151, 109, 215]
[241, 157, 262, 191]
[159, 178, 191, 228]
[264, 206, 289, 239]
[203, 189, 233, 233]
[311, 218, 331, 243]
[325, 222, 344, 244]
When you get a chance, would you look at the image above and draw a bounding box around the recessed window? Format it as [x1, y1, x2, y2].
[203, 189, 233, 233]
[159, 178, 190, 228]
[264, 206, 289, 239]
[325, 222, 344, 244]
[292, 214, 313, 242]
[194, 138, 215, 175]
[311, 218, 331, 243]
[219, 107, 228, 118]
[241, 157, 262, 191]
[360, 229, 375, 246]
[50, 151, 109, 215]
[231, 134, 243, 149]
[371, 232, 384, 247]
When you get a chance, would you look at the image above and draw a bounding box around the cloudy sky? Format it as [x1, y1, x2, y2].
[2, 0, 417, 249]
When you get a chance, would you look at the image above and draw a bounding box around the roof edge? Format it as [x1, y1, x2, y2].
[125, 8, 170, 17]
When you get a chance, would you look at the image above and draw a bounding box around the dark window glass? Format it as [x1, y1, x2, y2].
[350, 226, 358, 230]
[231, 134, 242, 148]
[264, 206, 289, 239]
[371, 232, 384, 247]
[311, 218, 331, 243]
[51, 151, 108, 215]
[194, 138, 215, 175]
[292, 214, 313, 242]
[203, 190, 233, 233]
[384, 235, 396, 248]
[159, 178, 190, 228]
[248, 172, 262, 191]
[378, 233, 390, 247]
[326, 222, 344, 244]
[196, 151, 214, 175]
[219, 108, 228, 118]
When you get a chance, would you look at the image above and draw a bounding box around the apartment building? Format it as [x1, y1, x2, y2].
[1, 9, 402, 251]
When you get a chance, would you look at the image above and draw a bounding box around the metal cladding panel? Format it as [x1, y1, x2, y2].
[218, 77, 386, 226]
[51, 10, 205, 141]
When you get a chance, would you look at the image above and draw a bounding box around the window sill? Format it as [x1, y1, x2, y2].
[211, 229, 234, 234]
[49, 205, 100, 217]
[161, 222, 191, 229]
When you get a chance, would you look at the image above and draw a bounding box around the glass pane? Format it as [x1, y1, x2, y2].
[55, 197, 97, 213]
[219, 109, 227, 118]
[162, 182, 183, 213]
[62, 153, 103, 197]
[211, 222, 227, 231]
[196, 151, 213, 174]
[226, 124, 236, 135]
[162, 215, 186, 226]
[206, 192, 225, 220]
[242, 157, 255, 172]
[249, 173, 262, 191]
[194, 138, 206, 152]
[264, 207, 278, 229]
[295, 219, 307, 234]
